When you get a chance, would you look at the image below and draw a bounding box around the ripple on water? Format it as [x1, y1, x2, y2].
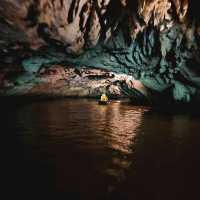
[2, 99, 200, 200]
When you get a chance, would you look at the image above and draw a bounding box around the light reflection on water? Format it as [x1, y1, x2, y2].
[17, 100, 147, 154]
[2, 99, 200, 200]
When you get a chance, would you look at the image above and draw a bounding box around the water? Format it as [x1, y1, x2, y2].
[1, 99, 200, 200]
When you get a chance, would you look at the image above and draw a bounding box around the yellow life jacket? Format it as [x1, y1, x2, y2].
[101, 94, 108, 101]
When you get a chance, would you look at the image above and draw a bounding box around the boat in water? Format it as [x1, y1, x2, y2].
[98, 100, 109, 105]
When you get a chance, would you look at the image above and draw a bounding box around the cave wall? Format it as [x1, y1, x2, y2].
[1, 0, 200, 103]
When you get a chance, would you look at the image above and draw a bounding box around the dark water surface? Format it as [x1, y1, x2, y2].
[1, 99, 200, 200]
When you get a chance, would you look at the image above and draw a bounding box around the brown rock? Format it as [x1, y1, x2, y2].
[0, 0, 192, 53]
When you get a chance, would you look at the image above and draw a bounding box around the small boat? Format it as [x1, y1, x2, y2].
[98, 100, 109, 105]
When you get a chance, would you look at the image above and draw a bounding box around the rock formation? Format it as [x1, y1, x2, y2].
[0, 0, 200, 104]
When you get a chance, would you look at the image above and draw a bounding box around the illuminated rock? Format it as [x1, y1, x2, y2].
[0, 0, 200, 104]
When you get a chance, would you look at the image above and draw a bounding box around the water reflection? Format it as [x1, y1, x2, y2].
[6, 99, 148, 199]
[87, 101, 146, 153]
[17, 100, 147, 154]
[1, 99, 200, 200]
[113, 112, 200, 200]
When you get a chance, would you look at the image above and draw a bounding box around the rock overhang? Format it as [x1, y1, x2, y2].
[0, 0, 200, 104]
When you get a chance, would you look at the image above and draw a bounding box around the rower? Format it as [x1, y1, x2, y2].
[100, 93, 108, 102]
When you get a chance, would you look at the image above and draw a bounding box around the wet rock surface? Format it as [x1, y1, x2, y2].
[0, 64, 149, 102]
[0, 0, 200, 104]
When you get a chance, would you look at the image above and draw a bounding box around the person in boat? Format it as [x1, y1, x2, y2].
[100, 93, 108, 102]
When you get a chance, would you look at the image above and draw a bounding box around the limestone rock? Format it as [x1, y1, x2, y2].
[1, 0, 200, 104]
[0, 0, 191, 53]
[0, 64, 148, 100]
